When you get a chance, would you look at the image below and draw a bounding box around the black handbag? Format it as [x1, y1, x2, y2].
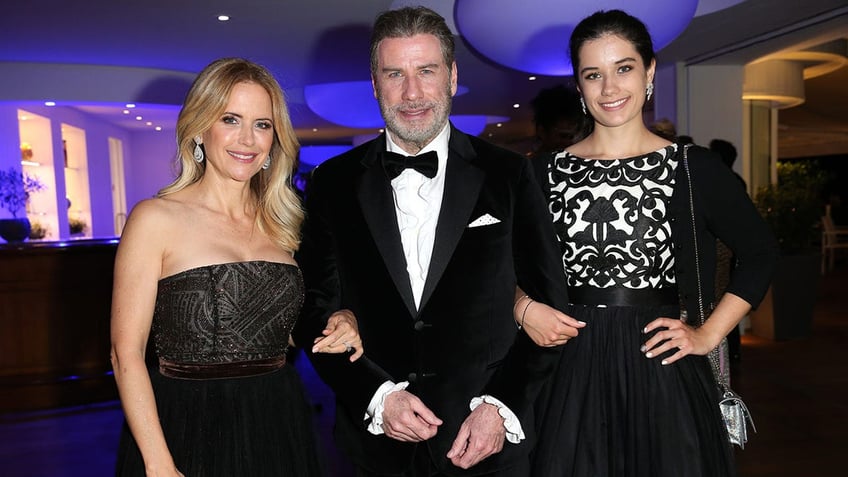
[681, 144, 756, 448]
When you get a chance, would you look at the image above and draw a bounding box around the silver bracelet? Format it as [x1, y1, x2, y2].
[519, 298, 534, 330]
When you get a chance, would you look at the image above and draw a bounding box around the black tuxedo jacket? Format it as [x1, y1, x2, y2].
[293, 126, 568, 475]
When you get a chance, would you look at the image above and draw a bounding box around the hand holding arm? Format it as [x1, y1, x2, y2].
[514, 288, 585, 347]
[311, 309, 364, 361]
[642, 293, 751, 365]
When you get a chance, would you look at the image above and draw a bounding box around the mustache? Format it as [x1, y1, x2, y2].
[392, 101, 436, 112]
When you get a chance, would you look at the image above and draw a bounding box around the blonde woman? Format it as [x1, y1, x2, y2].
[111, 58, 362, 477]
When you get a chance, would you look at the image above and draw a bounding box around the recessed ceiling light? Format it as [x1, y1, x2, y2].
[312, 128, 318, 132]
[146, 121, 152, 126]
[513, 103, 520, 109]
[496, 123, 502, 128]
[123, 110, 130, 114]
[135, 116, 143, 120]
[44, 101, 56, 106]
[126, 103, 136, 108]
[528, 76, 537, 81]
[218, 15, 230, 21]
[155, 126, 162, 131]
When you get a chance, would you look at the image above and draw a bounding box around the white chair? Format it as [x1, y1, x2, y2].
[821, 212, 848, 274]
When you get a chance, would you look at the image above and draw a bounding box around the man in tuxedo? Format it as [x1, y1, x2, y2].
[293, 6, 580, 476]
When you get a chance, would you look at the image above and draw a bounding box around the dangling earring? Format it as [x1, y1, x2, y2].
[262, 156, 271, 170]
[646, 83, 654, 102]
[580, 97, 587, 115]
[193, 140, 204, 163]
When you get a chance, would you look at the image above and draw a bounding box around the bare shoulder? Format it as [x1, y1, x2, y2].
[123, 197, 184, 234]
[118, 196, 189, 259]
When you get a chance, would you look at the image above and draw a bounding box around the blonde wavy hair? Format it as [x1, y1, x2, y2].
[159, 57, 303, 251]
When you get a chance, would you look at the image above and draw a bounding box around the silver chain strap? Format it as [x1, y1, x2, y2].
[681, 145, 728, 388]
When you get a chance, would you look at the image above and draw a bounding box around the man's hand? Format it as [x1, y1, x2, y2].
[381, 390, 442, 442]
[446, 403, 506, 469]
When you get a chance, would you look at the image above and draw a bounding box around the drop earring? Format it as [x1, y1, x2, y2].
[262, 156, 271, 170]
[646, 83, 654, 101]
[580, 97, 587, 115]
[193, 140, 204, 163]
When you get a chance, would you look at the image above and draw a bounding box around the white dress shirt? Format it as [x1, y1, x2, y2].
[386, 126, 449, 309]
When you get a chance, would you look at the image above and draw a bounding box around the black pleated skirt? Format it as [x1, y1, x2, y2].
[115, 364, 324, 477]
[531, 304, 736, 477]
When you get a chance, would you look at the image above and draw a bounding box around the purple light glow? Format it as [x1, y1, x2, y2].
[304, 81, 470, 128]
[299, 145, 354, 167]
[450, 115, 510, 137]
[454, 0, 698, 76]
[297, 116, 508, 170]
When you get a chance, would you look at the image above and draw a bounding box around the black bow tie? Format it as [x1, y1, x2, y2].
[381, 150, 438, 180]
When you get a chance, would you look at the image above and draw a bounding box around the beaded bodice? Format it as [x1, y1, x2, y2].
[152, 261, 303, 364]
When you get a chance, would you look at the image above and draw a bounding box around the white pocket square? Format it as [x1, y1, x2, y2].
[468, 213, 501, 228]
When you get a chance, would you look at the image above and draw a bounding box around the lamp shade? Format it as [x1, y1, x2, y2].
[743, 60, 805, 109]
[454, 0, 698, 76]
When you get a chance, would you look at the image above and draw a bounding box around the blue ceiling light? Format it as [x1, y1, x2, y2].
[454, 0, 698, 76]
[299, 145, 355, 167]
[304, 80, 470, 128]
[449, 115, 510, 137]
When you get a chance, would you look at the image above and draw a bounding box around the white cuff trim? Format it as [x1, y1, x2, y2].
[470, 395, 525, 443]
[364, 381, 409, 435]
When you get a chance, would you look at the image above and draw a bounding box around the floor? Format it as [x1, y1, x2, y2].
[1, 265, 845, 476]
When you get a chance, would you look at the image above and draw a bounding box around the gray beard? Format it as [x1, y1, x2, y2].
[378, 88, 452, 152]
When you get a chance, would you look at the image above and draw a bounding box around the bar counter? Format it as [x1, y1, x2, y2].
[0, 238, 119, 411]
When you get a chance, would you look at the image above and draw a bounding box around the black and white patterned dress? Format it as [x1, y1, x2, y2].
[532, 145, 736, 477]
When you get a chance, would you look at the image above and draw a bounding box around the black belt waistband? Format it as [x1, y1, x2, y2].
[569, 286, 679, 307]
[159, 355, 286, 380]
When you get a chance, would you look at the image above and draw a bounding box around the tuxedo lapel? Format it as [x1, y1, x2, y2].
[355, 137, 417, 316]
[420, 130, 484, 308]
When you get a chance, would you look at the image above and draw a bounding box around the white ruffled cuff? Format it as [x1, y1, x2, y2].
[364, 381, 410, 435]
[469, 395, 525, 443]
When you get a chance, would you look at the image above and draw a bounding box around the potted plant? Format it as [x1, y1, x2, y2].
[0, 167, 46, 243]
[751, 161, 829, 340]
[69, 217, 87, 236]
[29, 220, 48, 240]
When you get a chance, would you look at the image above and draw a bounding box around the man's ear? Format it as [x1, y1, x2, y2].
[450, 61, 458, 96]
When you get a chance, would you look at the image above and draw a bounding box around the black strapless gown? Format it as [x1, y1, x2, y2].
[115, 261, 323, 476]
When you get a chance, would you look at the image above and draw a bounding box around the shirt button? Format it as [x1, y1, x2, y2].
[407, 372, 418, 383]
[414, 320, 425, 331]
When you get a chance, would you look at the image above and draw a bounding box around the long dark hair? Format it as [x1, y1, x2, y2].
[569, 10, 655, 76]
